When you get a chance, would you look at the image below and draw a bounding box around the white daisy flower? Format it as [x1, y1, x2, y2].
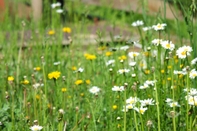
[161, 40, 175, 51]
[134, 106, 148, 114]
[140, 98, 155, 106]
[129, 62, 136, 67]
[169, 102, 180, 107]
[89, 86, 100, 95]
[151, 39, 163, 46]
[131, 20, 144, 27]
[117, 69, 130, 74]
[120, 45, 130, 51]
[189, 69, 197, 79]
[112, 86, 124, 92]
[152, 23, 167, 31]
[191, 57, 197, 65]
[176, 46, 193, 59]
[128, 52, 140, 59]
[106, 60, 115, 66]
[126, 97, 138, 104]
[142, 26, 152, 31]
[56, 9, 64, 13]
[30, 125, 43, 131]
[51, 2, 61, 8]
[139, 83, 149, 89]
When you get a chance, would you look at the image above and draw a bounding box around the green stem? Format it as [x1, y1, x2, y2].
[134, 111, 139, 131]
[123, 87, 127, 131]
[186, 73, 190, 131]
[140, 114, 144, 131]
[154, 72, 161, 131]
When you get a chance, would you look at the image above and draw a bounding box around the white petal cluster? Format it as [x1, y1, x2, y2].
[112, 86, 124, 92]
[152, 23, 167, 31]
[151, 39, 163, 46]
[165, 98, 180, 107]
[30, 125, 43, 131]
[131, 20, 144, 27]
[191, 57, 197, 65]
[189, 69, 197, 79]
[161, 40, 175, 51]
[89, 86, 100, 95]
[128, 52, 140, 59]
[176, 45, 193, 59]
[117, 69, 130, 74]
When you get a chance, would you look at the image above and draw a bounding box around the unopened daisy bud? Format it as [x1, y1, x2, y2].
[117, 117, 121, 120]
[169, 111, 176, 118]
[147, 47, 151, 51]
[151, 67, 155, 72]
[33, 120, 38, 125]
[186, 66, 190, 72]
[132, 74, 136, 77]
[59, 109, 65, 114]
[109, 68, 113, 72]
[86, 113, 91, 119]
[75, 106, 79, 112]
[146, 120, 153, 127]
[62, 76, 66, 81]
[124, 83, 128, 88]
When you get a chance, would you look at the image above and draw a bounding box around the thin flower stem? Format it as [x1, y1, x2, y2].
[134, 110, 139, 131]
[140, 114, 144, 131]
[154, 72, 161, 131]
[186, 73, 190, 131]
[123, 87, 127, 131]
[172, 67, 176, 131]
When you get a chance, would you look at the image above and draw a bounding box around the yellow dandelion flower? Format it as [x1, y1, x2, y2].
[117, 124, 121, 128]
[167, 77, 171, 81]
[105, 51, 112, 56]
[62, 27, 71, 33]
[161, 70, 165, 74]
[86, 79, 91, 85]
[61, 88, 67, 92]
[75, 80, 83, 85]
[48, 71, 61, 79]
[145, 70, 150, 74]
[113, 105, 118, 110]
[144, 52, 149, 57]
[34, 67, 41, 71]
[118, 55, 127, 60]
[98, 46, 106, 51]
[80, 93, 84, 97]
[71, 66, 77, 71]
[167, 66, 172, 69]
[48, 104, 51, 108]
[21, 80, 29, 85]
[84, 53, 96, 60]
[180, 64, 184, 68]
[36, 95, 40, 100]
[8, 76, 14, 81]
[48, 30, 55, 35]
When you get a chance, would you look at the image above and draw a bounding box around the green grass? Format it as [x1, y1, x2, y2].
[0, 0, 197, 131]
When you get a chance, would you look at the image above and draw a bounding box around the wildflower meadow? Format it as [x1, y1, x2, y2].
[0, 0, 197, 131]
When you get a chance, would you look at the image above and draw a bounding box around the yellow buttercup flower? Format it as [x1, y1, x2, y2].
[75, 80, 83, 85]
[8, 76, 14, 81]
[34, 67, 41, 71]
[61, 88, 67, 92]
[84, 53, 96, 60]
[48, 71, 61, 79]
[48, 30, 55, 35]
[113, 105, 118, 110]
[71, 66, 77, 71]
[62, 27, 71, 33]
[118, 55, 127, 60]
[21, 80, 29, 85]
[105, 51, 112, 56]
[86, 79, 91, 85]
